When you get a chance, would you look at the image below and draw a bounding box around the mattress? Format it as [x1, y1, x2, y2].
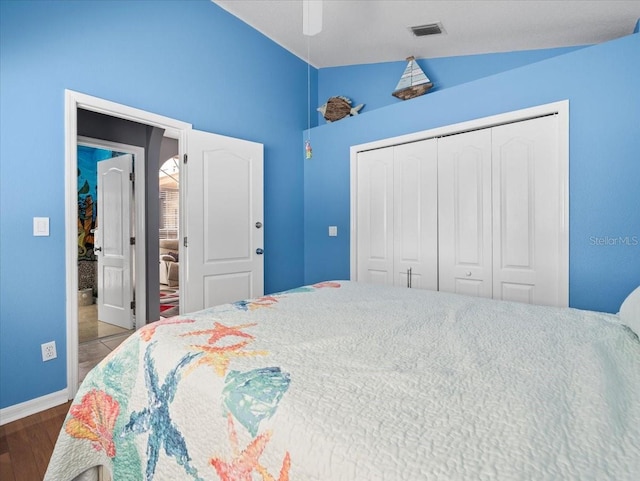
[45, 281, 640, 480]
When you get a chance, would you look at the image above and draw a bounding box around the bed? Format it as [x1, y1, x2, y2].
[45, 281, 640, 480]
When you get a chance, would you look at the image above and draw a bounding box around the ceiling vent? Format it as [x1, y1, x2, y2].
[410, 23, 444, 37]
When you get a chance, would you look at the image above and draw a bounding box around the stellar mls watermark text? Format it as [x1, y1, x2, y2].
[589, 235, 639, 246]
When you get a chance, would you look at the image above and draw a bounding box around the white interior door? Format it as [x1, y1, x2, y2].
[356, 147, 395, 285]
[184, 130, 264, 312]
[393, 139, 438, 290]
[438, 129, 493, 298]
[96, 154, 134, 329]
[492, 115, 564, 306]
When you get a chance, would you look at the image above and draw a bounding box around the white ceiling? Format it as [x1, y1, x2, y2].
[213, 0, 640, 68]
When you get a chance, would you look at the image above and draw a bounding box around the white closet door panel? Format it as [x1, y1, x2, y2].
[438, 129, 492, 298]
[492, 115, 564, 306]
[393, 139, 438, 290]
[454, 278, 486, 298]
[356, 148, 394, 285]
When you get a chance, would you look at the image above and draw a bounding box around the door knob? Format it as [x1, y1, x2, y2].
[466, 271, 472, 277]
[255, 221, 263, 229]
[94, 247, 102, 252]
[256, 248, 264, 255]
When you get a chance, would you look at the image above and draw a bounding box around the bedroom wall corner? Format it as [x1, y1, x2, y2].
[303, 33, 640, 314]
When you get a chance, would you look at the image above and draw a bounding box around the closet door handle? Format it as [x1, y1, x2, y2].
[407, 267, 412, 288]
[466, 271, 472, 277]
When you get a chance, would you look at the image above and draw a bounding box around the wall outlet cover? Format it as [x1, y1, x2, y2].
[41, 341, 57, 361]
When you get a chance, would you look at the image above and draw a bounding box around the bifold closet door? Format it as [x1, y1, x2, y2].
[438, 129, 493, 298]
[491, 115, 563, 306]
[438, 115, 565, 306]
[356, 147, 395, 285]
[393, 140, 438, 290]
[356, 139, 438, 289]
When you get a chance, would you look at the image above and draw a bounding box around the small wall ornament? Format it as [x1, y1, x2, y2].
[317, 96, 364, 122]
[305, 139, 313, 159]
[392, 56, 433, 100]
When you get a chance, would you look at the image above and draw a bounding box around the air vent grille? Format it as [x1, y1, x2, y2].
[410, 23, 444, 37]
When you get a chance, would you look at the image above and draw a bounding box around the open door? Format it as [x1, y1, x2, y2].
[183, 130, 264, 312]
[95, 154, 134, 329]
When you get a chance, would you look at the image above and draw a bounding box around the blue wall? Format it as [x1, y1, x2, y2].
[317, 46, 584, 123]
[304, 34, 640, 314]
[0, 0, 310, 409]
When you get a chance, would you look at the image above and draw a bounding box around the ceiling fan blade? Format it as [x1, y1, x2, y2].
[303, 0, 322, 36]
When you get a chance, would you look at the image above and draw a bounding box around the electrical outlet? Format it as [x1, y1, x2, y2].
[41, 341, 57, 362]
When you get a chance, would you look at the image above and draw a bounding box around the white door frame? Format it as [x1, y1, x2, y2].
[350, 100, 570, 302]
[78, 138, 144, 330]
[65, 90, 191, 399]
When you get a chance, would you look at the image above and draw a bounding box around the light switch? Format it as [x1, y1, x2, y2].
[328, 226, 338, 237]
[33, 217, 50, 236]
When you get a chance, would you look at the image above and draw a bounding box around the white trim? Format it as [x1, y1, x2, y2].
[349, 147, 358, 281]
[69, 90, 191, 134]
[350, 100, 570, 306]
[557, 104, 570, 307]
[65, 92, 80, 400]
[78, 137, 147, 331]
[0, 389, 68, 426]
[65, 90, 192, 401]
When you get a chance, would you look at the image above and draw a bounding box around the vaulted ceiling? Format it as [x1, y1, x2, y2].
[214, 1, 640, 67]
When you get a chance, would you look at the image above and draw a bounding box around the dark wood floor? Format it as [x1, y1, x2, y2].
[0, 401, 72, 481]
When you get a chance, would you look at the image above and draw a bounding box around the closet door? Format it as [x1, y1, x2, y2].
[393, 139, 438, 290]
[356, 140, 438, 289]
[492, 115, 565, 306]
[356, 147, 395, 285]
[438, 129, 492, 298]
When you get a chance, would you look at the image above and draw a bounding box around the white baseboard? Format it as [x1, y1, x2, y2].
[0, 389, 69, 425]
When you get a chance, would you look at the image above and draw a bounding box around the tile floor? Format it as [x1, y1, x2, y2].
[78, 303, 134, 382]
[78, 333, 132, 382]
[78, 304, 132, 343]
[77, 289, 173, 383]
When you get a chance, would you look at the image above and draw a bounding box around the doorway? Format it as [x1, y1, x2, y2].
[65, 90, 265, 400]
[158, 148, 180, 318]
[65, 90, 191, 398]
[77, 143, 132, 338]
[76, 140, 145, 381]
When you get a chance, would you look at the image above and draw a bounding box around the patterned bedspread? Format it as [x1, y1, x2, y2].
[45, 281, 640, 480]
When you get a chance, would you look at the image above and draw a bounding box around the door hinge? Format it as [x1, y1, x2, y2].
[129, 172, 134, 181]
[130, 301, 135, 310]
[183, 153, 188, 164]
[130, 237, 135, 245]
[183, 236, 188, 247]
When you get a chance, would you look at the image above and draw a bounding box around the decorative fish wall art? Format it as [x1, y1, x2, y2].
[317, 96, 364, 122]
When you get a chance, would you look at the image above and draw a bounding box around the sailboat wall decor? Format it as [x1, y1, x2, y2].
[392, 56, 433, 100]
